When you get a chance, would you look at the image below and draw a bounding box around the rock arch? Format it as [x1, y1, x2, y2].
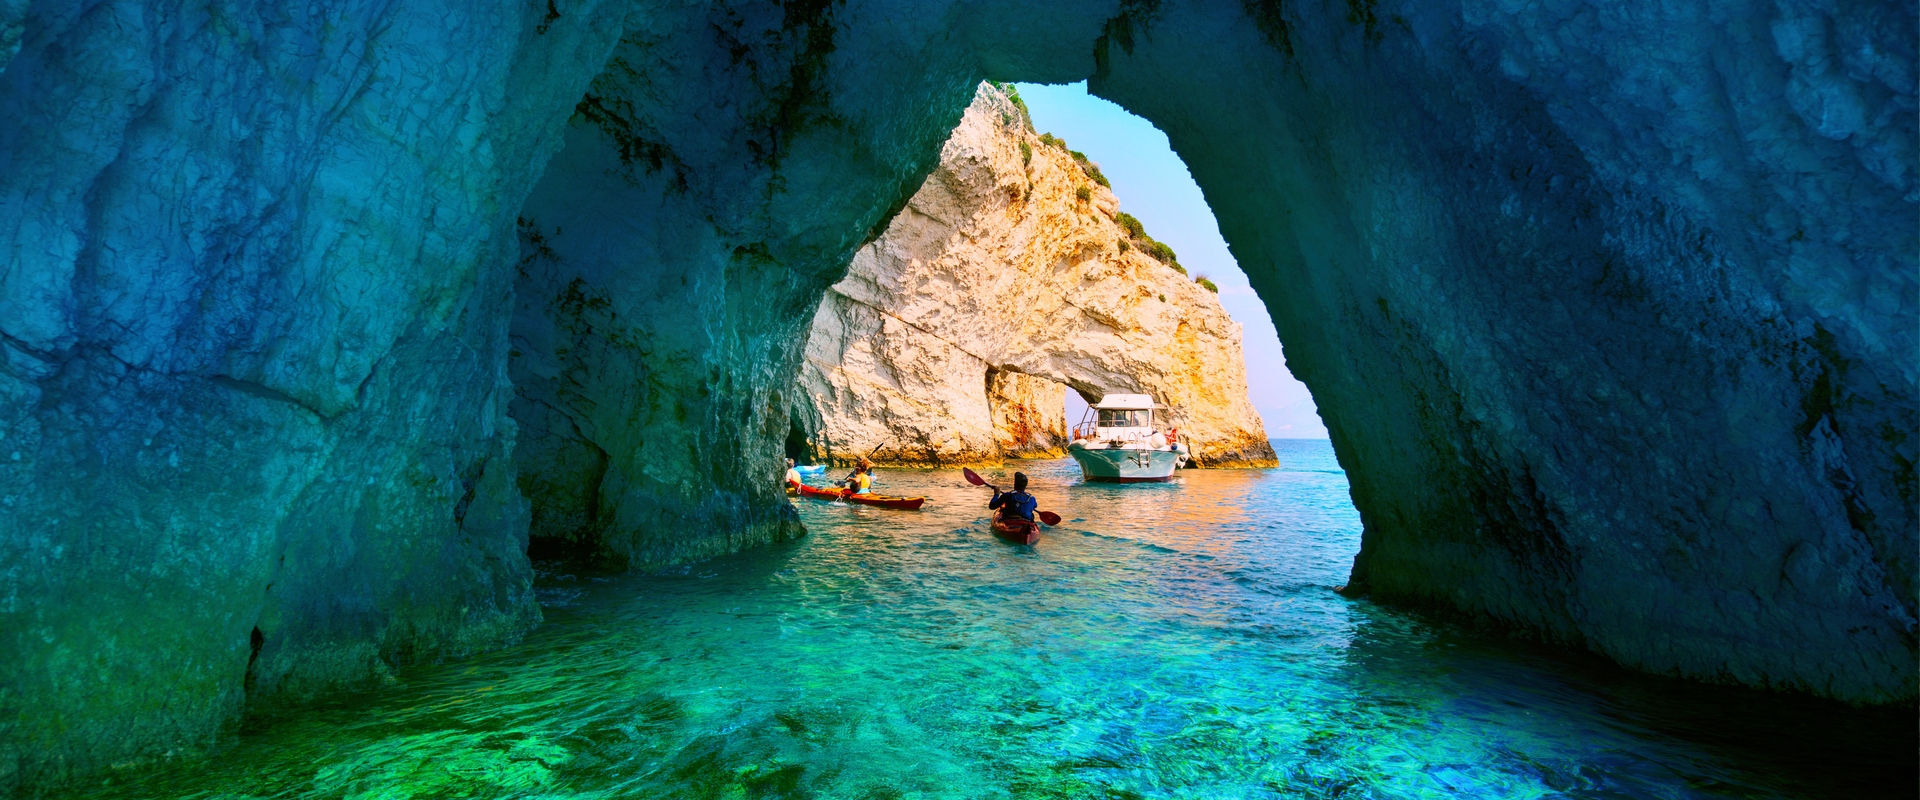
[790, 84, 1276, 467]
[0, 0, 1911, 786]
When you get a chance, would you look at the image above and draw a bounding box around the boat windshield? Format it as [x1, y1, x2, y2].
[1097, 409, 1152, 428]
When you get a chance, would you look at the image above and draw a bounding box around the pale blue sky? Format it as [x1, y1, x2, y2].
[1020, 82, 1328, 439]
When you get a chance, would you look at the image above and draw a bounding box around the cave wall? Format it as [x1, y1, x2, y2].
[501, 4, 1114, 564]
[793, 84, 1277, 467]
[0, 1, 644, 786]
[0, 1, 1110, 784]
[0, 0, 1912, 790]
[1087, 0, 1915, 701]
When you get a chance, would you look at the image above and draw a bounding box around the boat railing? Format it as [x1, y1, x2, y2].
[1073, 401, 1182, 445]
[1073, 424, 1170, 446]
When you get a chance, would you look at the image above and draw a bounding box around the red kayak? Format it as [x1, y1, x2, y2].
[793, 483, 926, 510]
[991, 513, 1039, 545]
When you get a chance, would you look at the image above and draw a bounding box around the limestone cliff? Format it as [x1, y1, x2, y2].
[989, 369, 1072, 459]
[795, 84, 1277, 468]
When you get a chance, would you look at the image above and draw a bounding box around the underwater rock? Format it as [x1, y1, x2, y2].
[795, 84, 1277, 468]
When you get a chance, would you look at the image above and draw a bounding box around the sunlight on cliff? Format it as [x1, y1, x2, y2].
[792, 83, 1277, 468]
[1015, 82, 1328, 440]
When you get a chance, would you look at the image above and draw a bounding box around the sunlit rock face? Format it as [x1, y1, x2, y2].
[0, 0, 1911, 789]
[794, 85, 1276, 467]
[989, 369, 1073, 459]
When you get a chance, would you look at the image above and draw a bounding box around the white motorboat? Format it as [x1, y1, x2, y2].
[1066, 393, 1191, 483]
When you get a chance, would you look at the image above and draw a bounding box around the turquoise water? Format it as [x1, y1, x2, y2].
[67, 441, 1912, 798]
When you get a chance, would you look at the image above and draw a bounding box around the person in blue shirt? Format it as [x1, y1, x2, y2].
[988, 471, 1038, 522]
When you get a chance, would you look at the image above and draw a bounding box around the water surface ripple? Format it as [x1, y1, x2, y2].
[69, 441, 1913, 799]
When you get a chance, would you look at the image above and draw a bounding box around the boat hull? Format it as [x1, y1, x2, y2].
[791, 466, 879, 484]
[793, 483, 926, 510]
[991, 514, 1039, 545]
[1068, 446, 1180, 482]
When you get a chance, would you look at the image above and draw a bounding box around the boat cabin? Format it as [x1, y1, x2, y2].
[1074, 393, 1171, 443]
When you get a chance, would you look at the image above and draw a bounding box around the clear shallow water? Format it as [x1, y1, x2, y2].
[68, 441, 1913, 799]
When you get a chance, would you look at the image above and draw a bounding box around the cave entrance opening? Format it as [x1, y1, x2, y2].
[1063, 387, 1093, 436]
[785, 78, 1291, 473]
[784, 412, 817, 466]
[1011, 81, 1329, 442]
[501, 70, 1342, 568]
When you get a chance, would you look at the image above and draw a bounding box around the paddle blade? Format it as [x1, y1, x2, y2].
[1037, 510, 1062, 526]
[962, 468, 987, 486]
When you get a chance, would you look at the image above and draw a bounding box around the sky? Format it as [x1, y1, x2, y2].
[1018, 82, 1328, 439]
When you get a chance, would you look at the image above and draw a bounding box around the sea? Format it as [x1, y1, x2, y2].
[63, 440, 1914, 799]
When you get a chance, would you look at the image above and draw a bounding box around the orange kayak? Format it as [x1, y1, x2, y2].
[793, 483, 926, 510]
[991, 514, 1039, 545]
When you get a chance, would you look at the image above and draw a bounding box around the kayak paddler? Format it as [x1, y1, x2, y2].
[843, 457, 875, 495]
[988, 471, 1038, 523]
[783, 458, 802, 490]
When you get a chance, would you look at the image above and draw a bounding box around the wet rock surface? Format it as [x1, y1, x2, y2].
[0, 0, 1911, 790]
[1086, 0, 1914, 705]
[794, 84, 1276, 468]
[0, 1, 630, 787]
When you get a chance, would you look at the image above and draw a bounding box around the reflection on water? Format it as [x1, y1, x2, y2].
[65, 441, 1914, 799]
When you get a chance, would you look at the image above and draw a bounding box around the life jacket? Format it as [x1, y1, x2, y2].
[992, 489, 1037, 521]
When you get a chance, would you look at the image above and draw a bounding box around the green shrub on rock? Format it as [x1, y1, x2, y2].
[1113, 211, 1183, 272]
[988, 81, 1033, 129]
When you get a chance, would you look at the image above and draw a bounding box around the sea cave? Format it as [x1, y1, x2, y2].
[0, 0, 1912, 795]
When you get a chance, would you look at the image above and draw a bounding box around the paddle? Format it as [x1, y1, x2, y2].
[841, 442, 887, 486]
[961, 468, 1062, 526]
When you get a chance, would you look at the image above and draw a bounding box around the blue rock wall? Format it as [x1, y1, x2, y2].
[1091, 0, 1915, 701]
[505, 3, 956, 565]
[0, 0, 630, 786]
[0, 0, 1117, 787]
